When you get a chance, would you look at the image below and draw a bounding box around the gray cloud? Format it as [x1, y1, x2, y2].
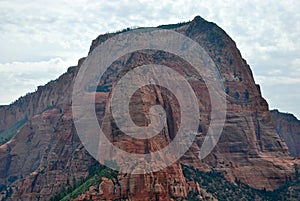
[0, 0, 299, 118]
[0, 58, 75, 104]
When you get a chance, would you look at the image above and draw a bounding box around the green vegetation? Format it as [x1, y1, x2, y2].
[116, 27, 132, 34]
[0, 117, 27, 145]
[183, 165, 300, 201]
[87, 85, 111, 93]
[244, 89, 249, 102]
[50, 165, 117, 201]
[157, 21, 190, 29]
[225, 87, 230, 94]
[205, 25, 226, 48]
[234, 92, 240, 100]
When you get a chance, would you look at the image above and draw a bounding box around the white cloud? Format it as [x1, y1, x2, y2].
[0, 0, 299, 118]
[0, 58, 76, 104]
[256, 75, 300, 85]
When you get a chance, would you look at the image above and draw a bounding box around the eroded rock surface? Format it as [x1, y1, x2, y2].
[0, 16, 298, 200]
[271, 109, 300, 157]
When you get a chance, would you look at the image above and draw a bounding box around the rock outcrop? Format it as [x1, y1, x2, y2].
[271, 109, 300, 156]
[0, 16, 298, 200]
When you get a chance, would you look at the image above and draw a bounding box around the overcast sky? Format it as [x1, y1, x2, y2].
[0, 0, 299, 118]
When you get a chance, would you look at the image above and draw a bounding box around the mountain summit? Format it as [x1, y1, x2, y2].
[0, 16, 299, 200]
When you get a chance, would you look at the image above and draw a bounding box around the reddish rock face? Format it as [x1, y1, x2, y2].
[0, 16, 298, 200]
[271, 109, 300, 157]
[0, 107, 98, 200]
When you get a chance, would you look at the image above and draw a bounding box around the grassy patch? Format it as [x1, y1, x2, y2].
[50, 165, 117, 201]
[183, 165, 300, 201]
[0, 117, 27, 145]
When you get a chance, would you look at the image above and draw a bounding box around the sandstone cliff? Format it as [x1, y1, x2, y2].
[271, 109, 300, 157]
[0, 16, 298, 200]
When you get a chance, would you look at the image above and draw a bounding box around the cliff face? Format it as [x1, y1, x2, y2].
[271, 109, 300, 156]
[0, 16, 298, 200]
[0, 66, 100, 200]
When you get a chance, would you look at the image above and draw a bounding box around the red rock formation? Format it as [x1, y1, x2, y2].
[0, 107, 97, 200]
[0, 16, 298, 200]
[271, 109, 300, 156]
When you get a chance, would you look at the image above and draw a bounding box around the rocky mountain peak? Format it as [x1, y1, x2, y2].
[0, 16, 299, 200]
